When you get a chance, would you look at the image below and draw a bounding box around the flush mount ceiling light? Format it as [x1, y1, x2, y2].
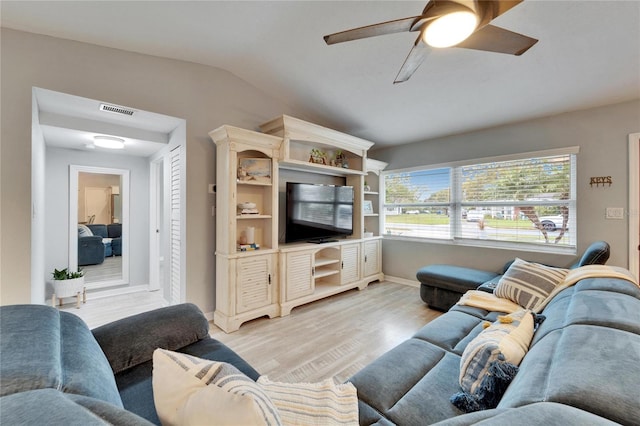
[94, 135, 125, 149]
[422, 10, 478, 48]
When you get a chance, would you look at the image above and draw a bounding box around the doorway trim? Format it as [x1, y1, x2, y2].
[70, 165, 130, 289]
[629, 133, 639, 279]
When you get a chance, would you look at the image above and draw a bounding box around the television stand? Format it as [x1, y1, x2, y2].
[308, 239, 338, 244]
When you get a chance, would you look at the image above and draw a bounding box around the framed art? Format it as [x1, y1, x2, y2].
[363, 200, 374, 214]
[238, 158, 272, 183]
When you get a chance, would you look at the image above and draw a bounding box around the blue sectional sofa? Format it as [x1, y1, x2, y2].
[0, 303, 257, 425]
[1, 270, 639, 425]
[351, 273, 640, 425]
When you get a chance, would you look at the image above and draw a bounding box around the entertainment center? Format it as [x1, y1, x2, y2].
[209, 115, 387, 332]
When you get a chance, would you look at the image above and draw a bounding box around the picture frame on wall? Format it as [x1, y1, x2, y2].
[363, 200, 374, 214]
[238, 158, 272, 183]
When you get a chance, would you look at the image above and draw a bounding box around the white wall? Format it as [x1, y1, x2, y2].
[0, 28, 294, 311]
[372, 100, 640, 280]
[44, 147, 149, 296]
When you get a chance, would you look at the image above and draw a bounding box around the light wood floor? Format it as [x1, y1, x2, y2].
[82, 255, 123, 284]
[210, 281, 441, 383]
[60, 290, 168, 328]
[62, 281, 441, 383]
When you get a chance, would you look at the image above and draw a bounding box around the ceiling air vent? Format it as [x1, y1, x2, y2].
[99, 103, 135, 116]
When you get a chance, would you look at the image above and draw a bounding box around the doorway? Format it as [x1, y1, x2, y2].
[31, 87, 186, 307]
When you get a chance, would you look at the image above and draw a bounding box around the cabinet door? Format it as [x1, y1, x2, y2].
[340, 243, 360, 284]
[285, 251, 314, 301]
[363, 240, 381, 277]
[236, 254, 273, 313]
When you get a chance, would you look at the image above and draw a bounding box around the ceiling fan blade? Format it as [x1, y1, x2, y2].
[482, 0, 524, 19]
[394, 37, 430, 84]
[473, 1, 525, 30]
[456, 24, 538, 56]
[324, 16, 419, 45]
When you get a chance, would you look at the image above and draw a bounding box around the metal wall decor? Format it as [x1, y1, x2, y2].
[590, 176, 612, 187]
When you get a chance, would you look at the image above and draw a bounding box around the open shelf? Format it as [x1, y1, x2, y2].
[237, 214, 272, 219]
[279, 158, 366, 176]
[314, 269, 339, 279]
[315, 258, 340, 267]
[237, 180, 272, 187]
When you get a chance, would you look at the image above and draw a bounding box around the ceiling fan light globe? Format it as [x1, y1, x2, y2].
[423, 11, 478, 48]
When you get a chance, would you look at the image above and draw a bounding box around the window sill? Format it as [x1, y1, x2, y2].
[382, 234, 577, 256]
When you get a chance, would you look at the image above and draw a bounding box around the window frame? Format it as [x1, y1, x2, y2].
[381, 147, 579, 255]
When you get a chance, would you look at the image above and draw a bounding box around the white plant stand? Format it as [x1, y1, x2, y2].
[52, 277, 86, 309]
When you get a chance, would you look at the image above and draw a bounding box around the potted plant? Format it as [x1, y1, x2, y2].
[309, 148, 326, 164]
[51, 268, 86, 308]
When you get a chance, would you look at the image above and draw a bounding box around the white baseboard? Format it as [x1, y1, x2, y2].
[203, 310, 215, 321]
[385, 275, 420, 288]
[86, 285, 152, 300]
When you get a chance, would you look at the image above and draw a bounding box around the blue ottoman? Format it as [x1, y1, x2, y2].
[416, 264, 499, 311]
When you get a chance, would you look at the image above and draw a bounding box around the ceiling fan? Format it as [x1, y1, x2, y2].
[323, 0, 538, 84]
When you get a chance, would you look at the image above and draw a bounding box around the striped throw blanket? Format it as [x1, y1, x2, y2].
[458, 265, 638, 314]
[258, 376, 359, 426]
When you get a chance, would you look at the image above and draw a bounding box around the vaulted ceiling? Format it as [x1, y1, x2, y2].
[2, 1, 639, 147]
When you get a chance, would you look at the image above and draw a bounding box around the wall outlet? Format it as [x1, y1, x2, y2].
[208, 184, 215, 194]
[605, 207, 624, 219]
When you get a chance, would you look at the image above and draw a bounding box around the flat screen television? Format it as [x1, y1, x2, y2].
[285, 182, 354, 243]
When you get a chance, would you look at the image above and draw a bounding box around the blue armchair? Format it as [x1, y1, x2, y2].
[78, 225, 105, 266]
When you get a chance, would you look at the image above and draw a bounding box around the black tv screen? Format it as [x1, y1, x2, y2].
[285, 182, 354, 243]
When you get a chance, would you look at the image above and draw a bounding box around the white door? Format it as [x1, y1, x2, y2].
[85, 187, 111, 224]
[341, 243, 360, 284]
[236, 254, 273, 313]
[630, 133, 640, 279]
[168, 146, 184, 304]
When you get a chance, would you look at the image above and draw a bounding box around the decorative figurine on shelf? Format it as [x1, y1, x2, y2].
[309, 148, 327, 164]
[334, 150, 346, 168]
[237, 165, 247, 180]
[364, 181, 371, 192]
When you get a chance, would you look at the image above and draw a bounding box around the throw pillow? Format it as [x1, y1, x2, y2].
[257, 376, 359, 426]
[152, 349, 281, 426]
[451, 309, 536, 412]
[78, 224, 93, 237]
[494, 258, 569, 310]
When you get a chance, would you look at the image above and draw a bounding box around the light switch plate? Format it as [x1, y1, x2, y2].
[208, 184, 215, 194]
[605, 207, 624, 219]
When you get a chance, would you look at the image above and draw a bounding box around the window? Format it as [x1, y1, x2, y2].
[382, 149, 577, 251]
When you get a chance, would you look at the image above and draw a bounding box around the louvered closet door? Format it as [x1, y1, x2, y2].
[285, 251, 314, 301]
[236, 254, 273, 313]
[340, 243, 360, 284]
[363, 240, 381, 277]
[169, 146, 183, 305]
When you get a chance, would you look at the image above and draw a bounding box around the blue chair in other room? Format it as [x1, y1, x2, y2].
[108, 223, 122, 256]
[78, 225, 105, 266]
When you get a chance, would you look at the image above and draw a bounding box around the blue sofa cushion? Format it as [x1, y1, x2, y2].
[114, 336, 261, 424]
[0, 389, 151, 425]
[498, 277, 640, 425]
[92, 303, 210, 375]
[87, 224, 108, 238]
[0, 305, 122, 407]
[432, 402, 620, 425]
[108, 223, 122, 238]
